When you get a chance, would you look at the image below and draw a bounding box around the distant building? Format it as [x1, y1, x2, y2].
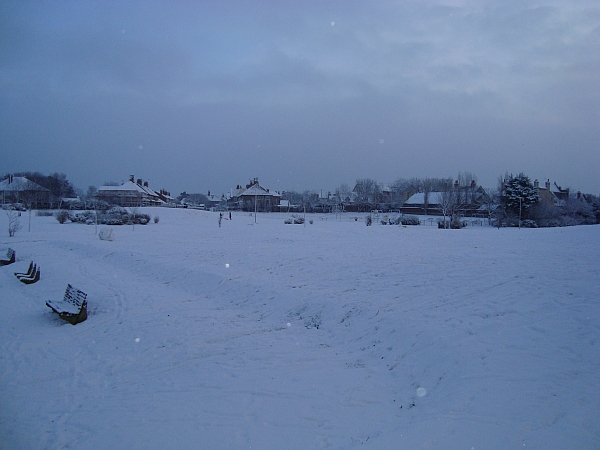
[228, 178, 281, 212]
[401, 180, 486, 216]
[0, 175, 52, 208]
[534, 179, 569, 207]
[401, 192, 443, 215]
[98, 175, 171, 207]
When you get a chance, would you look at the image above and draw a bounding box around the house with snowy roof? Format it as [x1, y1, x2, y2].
[534, 179, 570, 207]
[401, 192, 443, 215]
[0, 175, 52, 208]
[228, 178, 281, 212]
[401, 181, 487, 216]
[97, 175, 166, 207]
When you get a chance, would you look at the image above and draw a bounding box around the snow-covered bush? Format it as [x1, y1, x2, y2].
[400, 215, 420, 226]
[71, 210, 94, 224]
[521, 219, 538, 228]
[451, 216, 467, 229]
[153, 215, 159, 224]
[98, 227, 114, 241]
[365, 216, 372, 226]
[55, 210, 70, 224]
[437, 219, 450, 229]
[285, 215, 304, 224]
[66, 207, 150, 226]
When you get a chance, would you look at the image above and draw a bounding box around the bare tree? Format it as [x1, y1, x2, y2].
[335, 183, 352, 202]
[436, 181, 456, 228]
[481, 188, 499, 225]
[6, 210, 21, 237]
[354, 179, 381, 211]
[19, 179, 41, 232]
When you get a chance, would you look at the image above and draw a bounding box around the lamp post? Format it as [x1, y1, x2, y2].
[519, 197, 522, 229]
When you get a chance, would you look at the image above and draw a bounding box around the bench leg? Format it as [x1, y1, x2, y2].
[62, 304, 87, 325]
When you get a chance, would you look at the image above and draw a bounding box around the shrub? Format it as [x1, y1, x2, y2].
[365, 216, 372, 226]
[71, 210, 94, 224]
[521, 219, 538, 228]
[451, 217, 467, 229]
[153, 215, 159, 224]
[98, 228, 114, 241]
[437, 219, 450, 229]
[55, 210, 70, 224]
[400, 215, 420, 226]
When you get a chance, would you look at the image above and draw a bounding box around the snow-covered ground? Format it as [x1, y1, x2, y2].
[1, 208, 599, 450]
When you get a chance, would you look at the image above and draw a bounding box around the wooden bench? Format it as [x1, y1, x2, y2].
[16, 263, 40, 285]
[0, 248, 15, 266]
[46, 284, 88, 325]
[14, 261, 34, 278]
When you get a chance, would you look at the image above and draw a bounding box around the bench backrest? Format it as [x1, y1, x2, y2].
[65, 284, 87, 308]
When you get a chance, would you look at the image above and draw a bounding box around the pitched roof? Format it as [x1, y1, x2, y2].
[98, 181, 147, 193]
[98, 181, 163, 202]
[0, 176, 49, 192]
[404, 192, 443, 206]
[237, 183, 280, 198]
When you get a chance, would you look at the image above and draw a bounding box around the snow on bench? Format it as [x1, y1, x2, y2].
[14, 261, 34, 278]
[46, 284, 88, 325]
[0, 248, 15, 266]
[14, 262, 40, 284]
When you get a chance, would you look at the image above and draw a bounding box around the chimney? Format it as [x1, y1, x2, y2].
[545, 179, 550, 190]
[144, 181, 148, 187]
[470, 180, 476, 188]
[129, 175, 134, 183]
[534, 179, 539, 188]
[137, 179, 142, 186]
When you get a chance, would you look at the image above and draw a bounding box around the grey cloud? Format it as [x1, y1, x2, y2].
[1, 1, 599, 195]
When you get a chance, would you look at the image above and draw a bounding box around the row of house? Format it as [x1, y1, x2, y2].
[401, 179, 576, 216]
[1, 173, 584, 215]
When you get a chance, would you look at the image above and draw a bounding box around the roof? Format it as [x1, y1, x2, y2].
[404, 192, 443, 206]
[237, 183, 280, 198]
[98, 181, 164, 202]
[0, 176, 49, 192]
[99, 181, 157, 195]
[99, 181, 144, 193]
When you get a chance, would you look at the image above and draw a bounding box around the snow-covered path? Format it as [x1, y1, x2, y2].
[1, 209, 599, 449]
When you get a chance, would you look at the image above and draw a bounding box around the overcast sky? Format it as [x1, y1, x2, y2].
[1, 1, 599, 197]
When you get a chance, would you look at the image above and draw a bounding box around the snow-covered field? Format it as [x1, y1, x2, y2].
[1, 208, 599, 450]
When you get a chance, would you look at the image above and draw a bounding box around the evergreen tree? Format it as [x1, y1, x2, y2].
[501, 173, 540, 219]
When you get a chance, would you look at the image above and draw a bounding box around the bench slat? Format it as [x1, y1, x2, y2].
[46, 299, 83, 315]
[46, 284, 88, 322]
